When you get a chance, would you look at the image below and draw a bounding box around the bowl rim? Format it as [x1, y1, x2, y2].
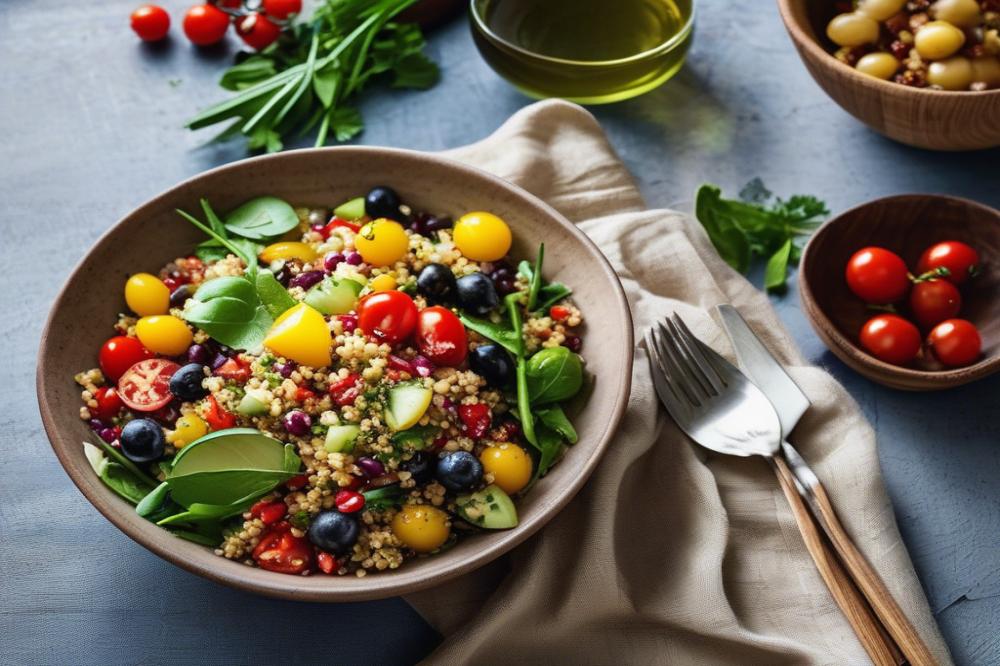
[35, 146, 634, 601]
[776, 0, 1000, 100]
[469, 0, 697, 67]
[799, 192, 1000, 387]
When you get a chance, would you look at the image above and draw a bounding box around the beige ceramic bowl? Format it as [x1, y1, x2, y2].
[36, 147, 633, 601]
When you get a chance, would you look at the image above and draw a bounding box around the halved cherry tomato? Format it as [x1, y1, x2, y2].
[328, 373, 363, 406]
[909, 279, 961, 329]
[252, 522, 313, 574]
[204, 394, 237, 430]
[415, 306, 468, 367]
[917, 241, 979, 285]
[236, 12, 281, 50]
[323, 217, 362, 235]
[214, 358, 250, 382]
[927, 319, 981, 367]
[92, 387, 125, 422]
[859, 314, 921, 365]
[117, 359, 180, 412]
[846, 247, 910, 304]
[356, 291, 418, 344]
[99, 336, 154, 382]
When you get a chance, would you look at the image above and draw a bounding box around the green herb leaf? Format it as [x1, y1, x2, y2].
[255, 270, 296, 319]
[764, 238, 793, 292]
[392, 52, 439, 89]
[535, 405, 578, 444]
[223, 196, 300, 241]
[84, 441, 156, 504]
[220, 57, 279, 91]
[328, 106, 364, 142]
[527, 244, 543, 311]
[533, 423, 565, 479]
[459, 314, 521, 356]
[525, 347, 583, 405]
[363, 484, 405, 511]
[516, 356, 538, 448]
[183, 276, 273, 350]
[517, 258, 572, 313]
[136, 481, 171, 517]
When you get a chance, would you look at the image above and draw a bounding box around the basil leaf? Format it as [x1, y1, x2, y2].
[460, 314, 521, 356]
[764, 238, 793, 293]
[224, 196, 300, 240]
[183, 276, 273, 350]
[526, 347, 583, 405]
[534, 424, 565, 479]
[536, 405, 578, 444]
[102, 462, 155, 504]
[136, 481, 171, 517]
[255, 270, 296, 319]
[695, 184, 752, 273]
[192, 275, 257, 303]
[170, 528, 223, 547]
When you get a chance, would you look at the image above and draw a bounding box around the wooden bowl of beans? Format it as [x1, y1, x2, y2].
[777, 0, 1000, 150]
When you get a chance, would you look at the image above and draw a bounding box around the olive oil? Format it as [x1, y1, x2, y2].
[471, 0, 694, 103]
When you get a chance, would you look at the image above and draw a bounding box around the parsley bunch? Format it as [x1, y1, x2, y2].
[187, 0, 439, 152]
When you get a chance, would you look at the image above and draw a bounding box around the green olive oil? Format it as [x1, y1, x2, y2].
[471, 0, 694, 103]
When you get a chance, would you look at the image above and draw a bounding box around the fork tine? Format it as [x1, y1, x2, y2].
[669, 314, 727, 393]
[644, 329, 692, 419]
[654, 320, 706, 405]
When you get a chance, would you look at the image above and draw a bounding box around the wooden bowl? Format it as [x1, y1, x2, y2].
[799, 194, 1000, 390]
[777, 0, 1000, 151]
[36, 147, 633, 601]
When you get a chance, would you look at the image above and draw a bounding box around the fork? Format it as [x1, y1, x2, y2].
[646, 315, 904, 666]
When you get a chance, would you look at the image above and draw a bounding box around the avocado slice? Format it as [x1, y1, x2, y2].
[456, 485, 518, 529]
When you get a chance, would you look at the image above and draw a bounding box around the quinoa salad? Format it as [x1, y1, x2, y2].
[76, 186, 586, 577]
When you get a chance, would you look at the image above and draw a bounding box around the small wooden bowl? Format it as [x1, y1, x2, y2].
[799, 194, 1000, 390]
[777, 0, 1000, 151]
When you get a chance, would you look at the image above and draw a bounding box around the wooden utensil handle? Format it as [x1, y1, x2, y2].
[770, 456, 903, 666]
[808, 478, 937, 666]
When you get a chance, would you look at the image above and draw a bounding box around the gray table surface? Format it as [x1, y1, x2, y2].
[2, 1, 997, 664]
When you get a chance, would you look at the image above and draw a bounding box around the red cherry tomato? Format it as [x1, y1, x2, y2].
[845, 247, 910, 304]
[252, 523, 313, 574]
[415, 306, 468, 367]
[250, 500, 287, 525]
[117, 359, 181, 412]
[859, 314, 921, 365]
[99, 336, 154, 382]
[927, 319, 981, 367]
[214, 357, 250, 382]
[549, 305, 570, 321]
[334, 490, 365, 514]
[909, 279, 961, 329]
[236, 12, 281, 50]
[203, 394, 237, 430]
[92, 387, 125, 422]
[263, 0, 302, 20]
[182, 4, 230, 46]
[356, 291, 418, 344]
[917, 241, 979, 285]
[130, 5, 170, 41]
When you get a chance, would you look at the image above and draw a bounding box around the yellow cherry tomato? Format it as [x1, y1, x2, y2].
[392, 504, 450, 553]
[259, 241, 318, 264]
[264, 302, 332, 368]
[355, 219, 409, 267]
[168, 414, 208, 448]
[124, 273, 170, 317]
[914, 21, 965, 61]
[480, 443, 533, 494]
[855, 52, 901, 80]
[135, 315, 193, 356]
[453, 212, 512, 262]
[369, 273, 397, 292]
[826, 12, 879, 48]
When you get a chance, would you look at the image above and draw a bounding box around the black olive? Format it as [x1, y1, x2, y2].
[435, 451, 483, 492]
[469, 344, 514, 387]
[416, 263, 457, 303]
[169, 363, 208, 401]
[169, 284, 194, 309]
[364, 186, 403, 221]
[455, 272, 499, 316]
[120, 418, 166, 463]
[307, 511, 360, 555]
[401, 451, 434, 485]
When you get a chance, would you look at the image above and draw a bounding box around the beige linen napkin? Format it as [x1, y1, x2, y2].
[404, 99, 951, 666]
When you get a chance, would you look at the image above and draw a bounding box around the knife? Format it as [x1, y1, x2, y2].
[716, 304, 935, 666]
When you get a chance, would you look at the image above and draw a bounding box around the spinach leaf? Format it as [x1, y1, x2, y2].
[517, 254, 572, 313]
[136, 481, 170, 517]
[255, 270, 296, 319]
[526, 347, 583, 405]
[534, 424, 566, 479]
[224, 196, 300, 240]
[536, 405, 579, 444]
[459, 314, 521, 356]
[764, 238, 793, 292]
[83, 442, 156, 505]
[170, 528, 223, 547]
[183, 275, 273, 350]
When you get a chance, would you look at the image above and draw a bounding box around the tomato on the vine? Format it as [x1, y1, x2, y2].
[415, 306, 468, 367]
[236, 12, 281, 51]
[182, 4, 230, 46]
[845, 247, 910, 304]
[909, 279, 961, 329]
[99, 336, 153, 382]
[92, 387, 124, 422]
[859, 314, 921, 365]
[356, 291, 418, 344]
[130, 5, 170, 42]
[927, 319, 981, 367]
[263, 0, 302, 20]
[917, 241, 979, 285]
[252, 522, 313, 574]
[117, 359, 181, 412]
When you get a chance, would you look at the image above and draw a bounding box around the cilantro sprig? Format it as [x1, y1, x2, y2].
[187, 0, 440, 152]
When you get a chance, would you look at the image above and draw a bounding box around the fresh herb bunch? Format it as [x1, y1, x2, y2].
[187, 0, 440, 152]
[695, 179, 829, 292]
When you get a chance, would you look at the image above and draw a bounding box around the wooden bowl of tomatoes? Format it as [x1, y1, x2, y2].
[799, 194, 1000, 391]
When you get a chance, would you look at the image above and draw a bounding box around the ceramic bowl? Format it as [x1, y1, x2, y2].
[36, 147, 633, 601]
[777, 0, 1000, 151]
[799, 194, 1000, 390]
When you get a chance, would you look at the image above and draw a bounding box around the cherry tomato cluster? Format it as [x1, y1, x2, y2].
[129, 1, 301, 51]
[355, 291, 469, 368]
[845, 241, 983, 368]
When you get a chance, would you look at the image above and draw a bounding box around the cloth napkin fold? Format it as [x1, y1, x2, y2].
[404, 99, 951, 666]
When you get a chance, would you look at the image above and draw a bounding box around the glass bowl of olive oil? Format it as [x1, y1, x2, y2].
[470, 0, 695, 104]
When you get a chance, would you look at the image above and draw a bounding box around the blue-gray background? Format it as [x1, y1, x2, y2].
[1, 1, 997, 664]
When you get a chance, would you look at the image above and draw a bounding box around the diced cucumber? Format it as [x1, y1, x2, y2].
[384, 383, 433, 431]
[456, 485, 518, 529]
[237, 389, 270, 416]
[334, 196, 366, 220]
[325, 425, 361, 453]
[304, 276, 363, 315]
